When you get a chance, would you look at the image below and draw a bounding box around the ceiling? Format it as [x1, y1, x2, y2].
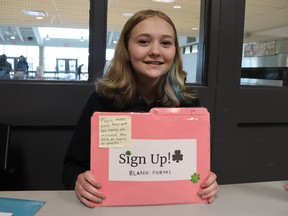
[0, 0, 287, 48]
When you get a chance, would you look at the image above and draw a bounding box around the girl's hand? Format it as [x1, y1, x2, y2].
[198, 171, 219, 203]
[74, 170, 106, 208]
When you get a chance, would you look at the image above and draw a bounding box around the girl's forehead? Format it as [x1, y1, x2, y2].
[136, 16, 170, 27]
[131, 16, 175, 37]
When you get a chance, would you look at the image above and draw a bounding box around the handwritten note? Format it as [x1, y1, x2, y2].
[99, 116, 131, 148]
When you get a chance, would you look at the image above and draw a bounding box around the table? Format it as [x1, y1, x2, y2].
[1, 181, 288, 216]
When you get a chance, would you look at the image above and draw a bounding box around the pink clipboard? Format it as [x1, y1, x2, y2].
[91, 108, 210, 206]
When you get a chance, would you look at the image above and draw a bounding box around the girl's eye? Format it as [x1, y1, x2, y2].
[138, 39, 150, 46]
[161, 41, 173, 47]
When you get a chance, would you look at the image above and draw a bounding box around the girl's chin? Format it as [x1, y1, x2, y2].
[142, 74, 164, 80]
[141, 71, 167, 78]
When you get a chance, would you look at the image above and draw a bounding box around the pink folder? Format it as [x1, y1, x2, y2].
[91, 107, 210, 206]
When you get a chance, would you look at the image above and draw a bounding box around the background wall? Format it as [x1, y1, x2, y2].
[0, 83, 94, 190]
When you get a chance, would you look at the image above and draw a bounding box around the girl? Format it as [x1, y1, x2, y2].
[63, 9, 218, 208]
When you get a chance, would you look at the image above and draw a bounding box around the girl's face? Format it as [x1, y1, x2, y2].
[127, 16, 176, 82]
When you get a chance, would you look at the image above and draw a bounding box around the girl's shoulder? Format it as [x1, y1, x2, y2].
[87, 91, 117, 112]
[184, 97, 201, 107]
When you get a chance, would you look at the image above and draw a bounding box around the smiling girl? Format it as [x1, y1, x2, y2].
[63, 9, 218, 208]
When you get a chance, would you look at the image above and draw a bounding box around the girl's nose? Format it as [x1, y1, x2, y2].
[149, 42, 161, 56]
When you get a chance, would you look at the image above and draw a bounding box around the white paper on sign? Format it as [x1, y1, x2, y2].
[109, 139, 197, 181]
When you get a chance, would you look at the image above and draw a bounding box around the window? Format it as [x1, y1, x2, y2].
[241, 1, 288, 87]
[0, 1, 89, 81]
[1, 0, 208, 83]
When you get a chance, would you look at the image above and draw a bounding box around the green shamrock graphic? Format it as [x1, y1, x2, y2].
[125, 150, 131, 156]
[191, 173, 200, 183]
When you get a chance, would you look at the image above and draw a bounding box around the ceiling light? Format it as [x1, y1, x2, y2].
[152, 0, 176, 2]
[173, 5, 181, 9]
[23, 10, 48, 17]
[122, 13, 134, 17]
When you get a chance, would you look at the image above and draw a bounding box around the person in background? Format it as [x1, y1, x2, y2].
[76, 64, 83, 80]
[16, 55, 29, 77]
[0, 54, 13, 79]
[63, 9, 218, 208]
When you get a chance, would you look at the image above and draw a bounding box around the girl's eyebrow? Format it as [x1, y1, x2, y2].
[135, 33, 174, 39]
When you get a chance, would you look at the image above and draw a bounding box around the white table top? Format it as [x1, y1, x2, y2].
[1, 180, 288, 216]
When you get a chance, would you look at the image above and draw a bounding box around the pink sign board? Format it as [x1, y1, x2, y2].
[91, 108, 210, 206]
